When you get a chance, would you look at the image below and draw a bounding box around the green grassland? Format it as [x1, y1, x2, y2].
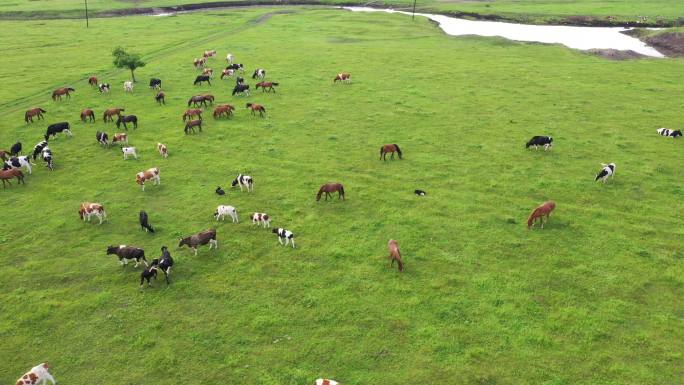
[1, 7, 683, 385]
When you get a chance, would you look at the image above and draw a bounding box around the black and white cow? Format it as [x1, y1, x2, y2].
[272, 228, 295, 248]
[231, 174, 253, 192]
[415, 189, 426, 196]
[595, 163, 616, 183]
[45, 122, 72, 141]
[106, 245, 148, 268]
[3, 156, 34, 174]
[226, 63, 244, 73]
[149, 246, 174, 285]
[41, 147, 54, 170]
[252, 68, 266, 80]
[139, 265, 158, 289]
[96, 131, 109, 147]
[149, 78, 162, 90]
[32, 140, 48, 160]
[232, 84, 250, 96]
[657, 128, 682, 138]
[10, 142, 21, 156]
[98, 83, 110, 93]
[526, 136, 553, 150]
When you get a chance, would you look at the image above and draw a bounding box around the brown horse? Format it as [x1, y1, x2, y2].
[213, 104, 235, 119]
[316, 183, 345, 201]
[0, 150, 10, 161]
[380, 144, 403, 160]
[88, 76, 98, 86]
[246, 103, 266, 117]
[52, 87, 75, 101]
[24, 107, 46, 123]
[527, 201, 556, 229]
[155, 91, 166, 105]
[80, 108, 95, 122]
[184, 119, 203, 134]
[183, 109, 203, 121]
[0, 168, 25, 188]
[387, 239, 404, 272]
[256, 81, 279, 93]
[103, 108, 124, 123]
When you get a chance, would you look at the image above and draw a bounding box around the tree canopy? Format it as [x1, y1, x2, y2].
[112, 46, 145, 82]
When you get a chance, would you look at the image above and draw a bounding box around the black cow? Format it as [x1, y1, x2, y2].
[232, 84, 250, 96]
[525, 136, 553, 151]
[10, 142, 21, 156]
[32, 140, 48, 160]
[45, 122, 72, 141]
[194, 75, 211, 86]
[149, 78, 162, 89]
[139, 210, 155, 233]
[106, 245, 148, 268]
[215, 186, 225, 195]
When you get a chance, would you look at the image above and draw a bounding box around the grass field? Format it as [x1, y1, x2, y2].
[1, 7, 683, 385]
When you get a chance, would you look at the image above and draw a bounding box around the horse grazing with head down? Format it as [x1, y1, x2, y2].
[527, 201, 556, 229]
[0, 168, 25, 188]
[184, 119, 202, 134]
[246, 103, 266, 117]
[103, 108, 124, 122]
[52, 87, 75, 101]
[183, 109, 203, 122]
[88, 76, 98, 86]
[380, 144, 402, 160]
[24, 108, 46, 123]
[155, 91, 166, 105]
[387, 239, 404, 272]
[80, 108, 95, 122]
[213, 104, 235, 119]
[316, 183, 345, 201]
[116, 115, 138, 130]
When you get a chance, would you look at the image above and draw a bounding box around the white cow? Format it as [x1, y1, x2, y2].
[123, 81, 134, 93]
[122, 147, 137, 160]
[214, 205, 238, 223]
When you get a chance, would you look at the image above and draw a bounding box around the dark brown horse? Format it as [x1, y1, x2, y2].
[527, 201, 556, 229]
[52, 87, 75, 101]
[380, 144, 403, 160]
[316, 183, 345, 201]
[256, 81, 279, 93]
[213, 104, 235, 119]
[155, 91, 166, 105]
[184, 119, 202, 134]
[183, 109, 203, 122]
[24, 107, 46, 123]
[80, 108, 95, 122]
[0, 168, 25, 188]
[387, 239, 404, 272]
[88, 76, 98, 86]
[103, 108, 124, 123]
[246, 103, 266, 117]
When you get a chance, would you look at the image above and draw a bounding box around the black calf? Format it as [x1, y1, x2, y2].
[139, 210, 155, 233]
[140, 265, 158, 288]
[10, 142, 21, 156]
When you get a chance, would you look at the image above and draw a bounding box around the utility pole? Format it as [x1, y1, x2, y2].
[84, 0, 89, 28]
[412, 0, 417, 20]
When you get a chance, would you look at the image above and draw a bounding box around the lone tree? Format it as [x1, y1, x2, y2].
[112, 46, 145, 82]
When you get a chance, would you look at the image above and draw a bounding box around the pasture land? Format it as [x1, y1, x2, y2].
[0, 7, 683, 385]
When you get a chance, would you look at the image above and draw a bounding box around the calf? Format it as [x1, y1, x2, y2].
[10, 142, 22, 156]
[15, 363, 56, 385]
[96, 131, 109, 147]
[98, 83, 110, 93]
[526, 135, 553, 150]
[139, 210, 155, 233]
[657, 128, 682, 137]
[123, 81, 134, 93]
[194, 75, 211, 86]
[112, 133, 128, 145]
[214, 205, 238, 223]
[595, 162, 616, 183]
[157, 143, 168, 158]
[215, 186, 225, 195]
[79, 202, 106, 224]
[231, 173, 253, 192]
[136, 167, 160, 191]
[45, 122, 72, 141]
[415, 189, 426, 196]
[139, 265, 158, 289]
[251, 212, 270, 228]
[179, 228, 217, 255]
[154, 246, 174, 284]
[149, 78, 162, 89]
[106, 245, 148, 267]
[252, 68, 266, 80]
[32, 141, 48, 160]
[122, 147, 137, 160]
[273, 228, 295, 248]
[41, 147, 54, 170]
[3, 156, 34, 174]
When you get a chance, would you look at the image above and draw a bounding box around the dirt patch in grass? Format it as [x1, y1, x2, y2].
[639, 32, 684, 57]
[585, 49, 647, 60]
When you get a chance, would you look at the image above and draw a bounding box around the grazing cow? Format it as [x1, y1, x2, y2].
[10, 142, 22, 156]
[215, 186, 225, 195]
[107, 245, 147, 267]
[15, 363, 56, 385]
[415, 189, 426, 196]
[3, 156, 34, 174]
[178, 228, 217, 255]
[226, 63, 244, 72]
[32, 141, 48, 160]
[387, 239, 404, 272]
[80, 108, 95, 122]
[96, 131, 109, 147]
[272, 228, 295, 248]
[79, 202, 107, 224]
[149, 78, 162, 89]
[333, 73, 351, 83]
[193, 57, 206, 68]
[155, 91, 166, 105]
[256, 81, 279, 93]
[226, 53, 234, 63]
[25, 107, 46, 123]
[122, 147, 138, 160]
[41, 147, 54, 170]
[136, 167, 160, 191]
[232, 84, 250, 96]
[657, 128, 682, 137]
[194, 75, 211, 86]
[139, 210, 155, 233]
[231, 174, 253, 192]
[0, 168, 24, 188]
[314, 380, 339, 385]
[157, 143, 168, 158]
[221, 69, 235, 79]
[112, 133, 128, 145]
[98, 83, 110, 93]
[204, 49, 217, 58]
[251, 212, 270, 228]
[252, 68, 266, 80]
[154, 246, 174, 284]
[184, 119, 203, 134]
[44, 122, 72, 141]
[202, 68, 213, 77]
[123, 81, 134, 93]
[246, 103, 266, 117]
[527, 201, 556, 229]
[116, 115, 138, 130]
[595, 163, 616, 183]
[88, 76, 98, 86]
[139, 264, 158, 289]
[183, 109, 203, 121]
[103, 108, 124, 122]
[526, 136, 553, 150]
[214, 205, 238, 223]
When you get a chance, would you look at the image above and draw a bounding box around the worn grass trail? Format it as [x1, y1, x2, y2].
[0, 8, 682, 385]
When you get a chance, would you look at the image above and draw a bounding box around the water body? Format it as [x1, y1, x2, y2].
[344, 7, 664, 58]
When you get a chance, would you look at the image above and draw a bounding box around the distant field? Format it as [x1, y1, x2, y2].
[1, 0, 684, 25]
[0, 6, 682, 385]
